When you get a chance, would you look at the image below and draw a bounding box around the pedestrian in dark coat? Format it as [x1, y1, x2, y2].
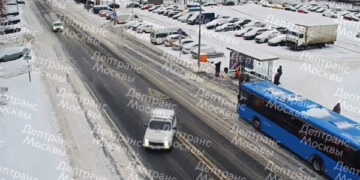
[274, 72, 280, 85]
[277, 66, 282, 76]
[215, 62, 221, 77]
[332, 103, 341, 114]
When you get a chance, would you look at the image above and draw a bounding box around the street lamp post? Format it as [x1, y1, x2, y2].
[197, 0, 202, 69]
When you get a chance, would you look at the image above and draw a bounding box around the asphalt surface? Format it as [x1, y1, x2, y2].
[30, 1, 270, 179]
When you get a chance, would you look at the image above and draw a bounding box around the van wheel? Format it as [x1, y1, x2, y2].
[311, 157, 324, 173]
[252, 117, 261, 131]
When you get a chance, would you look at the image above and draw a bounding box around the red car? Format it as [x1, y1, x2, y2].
[297, 9, 308, 14]
[141, 4, 153, 10]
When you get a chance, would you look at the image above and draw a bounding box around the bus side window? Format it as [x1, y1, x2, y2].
[239, 89, 250, 105]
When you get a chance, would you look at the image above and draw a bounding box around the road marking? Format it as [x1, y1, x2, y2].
[148, 88, 169, 100]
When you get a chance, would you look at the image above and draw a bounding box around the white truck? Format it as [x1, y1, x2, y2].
[286, 24, 338, 50]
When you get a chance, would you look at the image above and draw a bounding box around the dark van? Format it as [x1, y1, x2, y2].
[187, 12, 215, 25]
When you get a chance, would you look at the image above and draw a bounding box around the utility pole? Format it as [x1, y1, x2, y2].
[197, 0, 202, 69]
[113, 0, 116, 25]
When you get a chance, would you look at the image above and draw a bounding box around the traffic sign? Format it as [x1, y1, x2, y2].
[177, 28, 183, 34]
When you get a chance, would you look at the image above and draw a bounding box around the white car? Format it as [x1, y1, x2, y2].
[136, 24, 153, 33]
[268, 34, 286, 46]
[190, 46, 224, 59]
[205, 18, 228, 29]
[244, 21, 266, 28]
[182, 42, 207, 54]
[215, 23, 240, 32]
[52, 21, 64, 32]
[235, 26, 254, 37]
[315, 7, 326, 13]
[178, 13, 194, 23]
[337, 10, 350, 17]
[143, 109, 177, 150]
[172, 38, 194, 51]
[164, 34, 187, 47]
[243, 27, 268, 40]
[255, 30, 280, 43]
[322, 10, 337, 18]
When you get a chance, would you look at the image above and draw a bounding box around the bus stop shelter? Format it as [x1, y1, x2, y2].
[227, 46, 279, 81]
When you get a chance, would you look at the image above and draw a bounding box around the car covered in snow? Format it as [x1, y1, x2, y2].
[255, 30, 281, 43]
[143, 108, 177, 151]
[148, 5, 160, 12]
[356, 32, 360, 38]
[322, 10, 337, 18]
[0, 46, 25, 62]
[234, 26, 254, 37]
[0, 17, 20, 26]
[0, 25, 21, 34]
[181, 42, 207, 54]
[191, 46, 224, 59]
[243, 21, 266, 28]
[243, 28, 268, 40]
[215, 23, 241, 32]
[268, 34, 286, 46]
[164, 34, 187, 47]
[205, 18, 229, 29]
[343, 13, 359, 21]
[136, 24, 153, 33]
[172, 38, 194, 51]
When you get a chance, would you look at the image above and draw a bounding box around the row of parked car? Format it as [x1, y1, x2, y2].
[259, 0, 360, 22]
[0, 0, 23, 35]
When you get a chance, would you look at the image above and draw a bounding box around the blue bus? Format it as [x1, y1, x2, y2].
[238, 81, 360, 179]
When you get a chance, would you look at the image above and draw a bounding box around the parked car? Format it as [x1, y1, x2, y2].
[179, 13, 194, 23]
[215, 23, 241, 32]
[216, 15, 230, 19]
[109, 3, 120, 8]
[137, 24, 153, 33]
[343, 13, 359, 21]
[168, 10, 180, 17]
[255, 30, 280, 43]
[182, 42, 207, 54]
[0, 25, 21, 35]
[203, 2, 217, 6]
[322, 10, 337, 18]
[141, 4, 153, 10]
[52, 21, 63, 32]
[126, 2, 140, 8]
[234, 26, 254, 37]
[223, 1, 235, 6]
[148, 5, 160, 12]
[275, 27, 288, 34]
[99, 10, 112, 17]
[172, 12, 186, 19]
[244, 21, 266, 28]
[0, 47, 24, 62]
[172, 38, 194, 51]
[297, 8, 309, 14]
[205, 18, 229, 29]
[243, 28, 268, 40]
[237, 19, 251, 27]
[191, 46, 224, 59]
[2, 10, 19, 17]
[268, 34, 286, 46]
[271, 4, 283, 9]
[164, 34, 187, 47]
[284, 4, 296, 11]
[142, 108, 177, 151]
[93, 5, 110, 14]
[154, 7, 165, 14]
[308, 6, 321, 12]
[6, 1, 17, 5]
[337, 10, 350, 17]
[187, 12, 215, 25]
[16, 0, 25, 4]
[315, 7, 326, 13]
[0, 17, 20, 26]
[356, 32, 360, 38]
[228, 17, 240, 23]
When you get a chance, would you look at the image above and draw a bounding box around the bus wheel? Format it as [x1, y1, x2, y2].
[252, 117, 261, 131]
[312, 157, 324, 173]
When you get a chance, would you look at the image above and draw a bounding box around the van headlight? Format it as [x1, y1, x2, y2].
[163, 140, 170, 149]
[143, 139, 149, 146]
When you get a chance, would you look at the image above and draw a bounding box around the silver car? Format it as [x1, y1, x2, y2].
[143, 108, 177, 150]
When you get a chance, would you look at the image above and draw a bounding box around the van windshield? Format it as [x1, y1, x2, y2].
[149, 121, 172, 131]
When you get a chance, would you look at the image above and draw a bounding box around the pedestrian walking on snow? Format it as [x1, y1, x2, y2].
[215, 62, 221, 77]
